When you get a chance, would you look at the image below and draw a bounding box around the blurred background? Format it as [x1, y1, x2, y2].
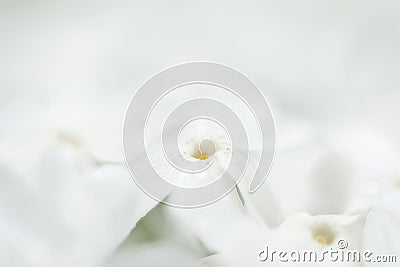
[1, 1, 400, 267]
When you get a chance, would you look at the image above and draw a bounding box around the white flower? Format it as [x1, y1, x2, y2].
[248, 115, 353, 220]
[0, 140, 157, 267]
[202, 212, 366, 267]
[326, 129, 400, 211]
[363, 192, 400, 267]
[111, 194, 270, 267]
[257, 116, 400, 220]
[0, 94, 127, 166]
[146, 119, 233, 189]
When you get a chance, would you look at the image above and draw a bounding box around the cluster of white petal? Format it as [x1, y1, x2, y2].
[1, 1, 400, 267]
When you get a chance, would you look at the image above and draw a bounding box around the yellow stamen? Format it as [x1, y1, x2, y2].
[315, 235, 328, 244]
[198, 153, 209, 160]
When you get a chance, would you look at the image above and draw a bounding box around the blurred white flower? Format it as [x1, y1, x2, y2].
[202, 212, 366, 267]
[0, 139, 157, 267]
[109, 193, 269, 267]
[1, 1, 400, 266]
[260, 115, 400, 220]
[326, 128, 400, 211]
[256, 115, 353, 219]
[363, 192, 400, 267]
[267, 212, 365, 252]
[0, 94, 127, 168]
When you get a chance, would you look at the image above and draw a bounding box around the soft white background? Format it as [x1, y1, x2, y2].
[1, 1, 400, 267]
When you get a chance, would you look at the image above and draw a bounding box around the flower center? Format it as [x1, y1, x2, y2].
[194, 153, 209, 160]
[191, 139, 215, 160]
[314, 235, 328, 244]
[57, 131, 82, 147]
[312, 226, 335, 245]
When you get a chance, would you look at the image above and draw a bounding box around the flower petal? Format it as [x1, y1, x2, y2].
[363, 192, 400, 266]
[60, 164, 159, 261]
